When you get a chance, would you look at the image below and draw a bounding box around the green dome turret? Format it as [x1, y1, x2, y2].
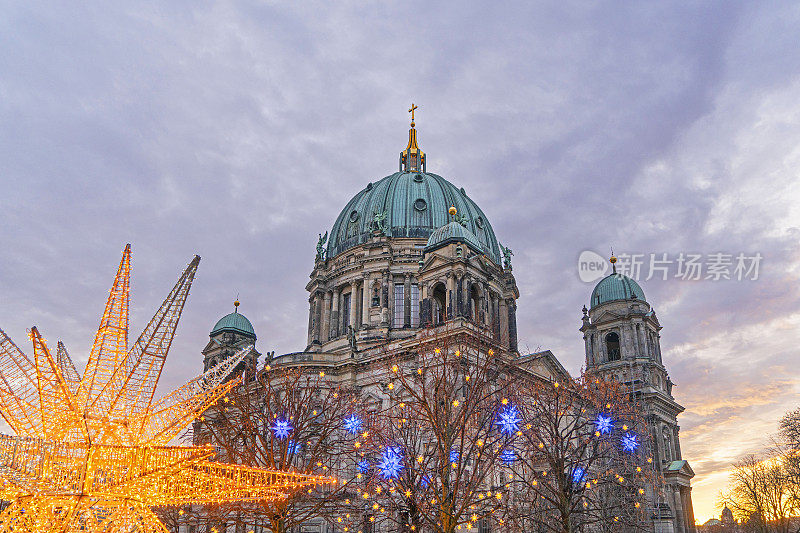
[425, 215, 486, 257]
[327, 172, 501, 263]
[590, 273, 646, 308]
[211, 301, 256, 339]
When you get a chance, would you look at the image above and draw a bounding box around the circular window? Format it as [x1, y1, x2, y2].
[413, 199, 427, 212]
[476, 216, 484, 229]
[349, 210, 359, 223]
[366, 182, 373, 191]
[413, 174, 424, 182]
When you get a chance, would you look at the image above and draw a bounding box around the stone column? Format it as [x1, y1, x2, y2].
[499, 297, 509, 348]
[361, 275, 370, 328]
[321, 290, 332, 342]
[312, 292, 322, 345]
[492, 293, 501, 339]
[456, 273, 465, 317]
[349, 281, 358, 332]
[507, 298, 518, 353]
[330, 287, 341, 338]
[672, 486, 686, 533]
[404, 274, 412, 328]
[307, 296, 315, 347]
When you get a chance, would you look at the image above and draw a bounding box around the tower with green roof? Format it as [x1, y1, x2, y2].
[581, 255, 696, 533]
[202, 299, 260, 377]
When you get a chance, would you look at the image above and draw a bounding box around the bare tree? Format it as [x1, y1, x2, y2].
[334, 328, 510, 533]
[505, 373, 656, 533]
[719, 407, 800, 533]
[187, 365, 367, 533]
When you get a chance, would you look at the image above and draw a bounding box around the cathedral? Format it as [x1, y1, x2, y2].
[200, 110, 696, 532]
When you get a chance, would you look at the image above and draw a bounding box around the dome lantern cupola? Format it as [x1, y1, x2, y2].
[589, 255, 646, 309]
[400, 103, 426, 173]
[210, 300, 256, 339]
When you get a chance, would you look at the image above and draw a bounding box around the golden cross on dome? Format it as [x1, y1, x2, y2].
[408, 103, 418, 124]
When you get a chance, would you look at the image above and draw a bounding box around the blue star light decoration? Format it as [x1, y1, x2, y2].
[572, 466, 586, 484]
[621, 432, 639, 453]
[595, 414, 613, 435]
[343, 414, 363, 435]
[496, 404, 521, 436]
[500, 449, 516, 466]
[287, 440, 303, 454]
[379, 446, 403, 480]
[449, 448, 460, 464]
[357, 459, 371, 475]
[272, 418, 292, 440]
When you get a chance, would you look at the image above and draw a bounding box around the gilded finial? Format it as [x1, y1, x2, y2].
[409, 103, 418, 126]
[448, 206, 457, 217]
[400, 104, 426, 172]
[609, 250, 617, 274]
[234, 297, 240, 312]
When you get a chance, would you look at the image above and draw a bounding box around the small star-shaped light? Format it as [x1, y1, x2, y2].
[621, 432, 639, 452]
[272, 418, 292, 439]
[595, 414, 613, 435]
[343, 414, 363, 435]
[379, 446, 403, 480]
[496, 404, 521, 435]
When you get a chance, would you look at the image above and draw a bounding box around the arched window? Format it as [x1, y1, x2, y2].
[432, 283, 447, 324]
[605, 332, 620, 362]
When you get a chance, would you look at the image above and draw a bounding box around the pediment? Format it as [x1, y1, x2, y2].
[664, 459, 695, 479]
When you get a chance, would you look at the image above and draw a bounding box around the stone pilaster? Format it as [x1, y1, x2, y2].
[349, 281, 358, 333]
[361, 275, 370, 328]
[330, 287, 341, 338]
[321, 290, 331, 342]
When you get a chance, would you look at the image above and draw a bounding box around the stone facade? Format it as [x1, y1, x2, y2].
[190, 120, 694, 533]
[581, 276, 696, 533]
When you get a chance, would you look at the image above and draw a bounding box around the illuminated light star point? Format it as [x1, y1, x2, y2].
[595, 414, 613, 435]
[379, 446, 403, 480]
[343, 414, 363, 435]
[621, 432, 639, 452]
[272, 418, 292, 439]
[572, 466, 586, 484]
[496, 404, 521, 435]
[499, 449, 515, 465]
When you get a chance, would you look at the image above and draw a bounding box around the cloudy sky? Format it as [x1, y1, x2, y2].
[2, 1, 800, 522]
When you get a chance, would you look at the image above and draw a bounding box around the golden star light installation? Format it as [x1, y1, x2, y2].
[0, 245, 333, 532]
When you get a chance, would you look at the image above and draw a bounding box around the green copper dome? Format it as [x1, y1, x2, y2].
[425, 221, 486, 256]
[211, 311, 256, 339]
[328, 171, 501, 263]
[590, 273, 646, 308]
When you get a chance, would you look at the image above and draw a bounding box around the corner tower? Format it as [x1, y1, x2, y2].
[580, 255, 696, 533]
[203, 300, 260, 377]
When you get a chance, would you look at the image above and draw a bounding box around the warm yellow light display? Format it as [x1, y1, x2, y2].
[0, 245, 332, 532]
